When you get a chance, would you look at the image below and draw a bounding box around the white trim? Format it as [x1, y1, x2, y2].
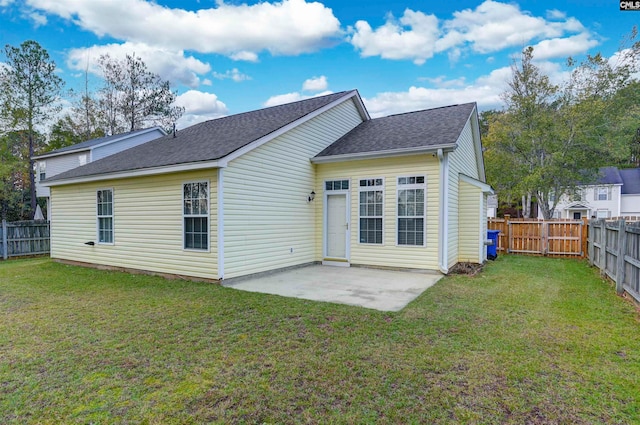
[396, 175, 427, 247]
[43, 160, 224, 187]
[96, 187, 114, 245]
[468, 105, 487, 182]
[322, 260, 351, 267]
[312, 144, 457, 164]
[222, 91, 366, 165]
[357, 177, 385, 246]
[182, 180, 211, 253]
[459, 173, 493, 194]
[33, 148, 90, 160]
[438, 149, 449, 274]
[217, 168, 225, 279]
[323, 180, 351, 261]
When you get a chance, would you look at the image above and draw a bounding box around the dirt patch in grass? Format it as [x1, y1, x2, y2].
[449, 262, 484, 276]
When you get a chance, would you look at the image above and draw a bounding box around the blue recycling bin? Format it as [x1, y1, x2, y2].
[487, 230, 500, 260]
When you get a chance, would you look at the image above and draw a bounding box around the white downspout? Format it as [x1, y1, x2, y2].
[438, 148, 449, 274]
[217, 168, 224, 280]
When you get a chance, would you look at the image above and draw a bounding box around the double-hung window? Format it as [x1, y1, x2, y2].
[183, 181, 209, 250]
[97, 189, 114, 244]
[359, 178, 383, 244]
[595, 186, 610, 201]
[397, 176, 426, 246]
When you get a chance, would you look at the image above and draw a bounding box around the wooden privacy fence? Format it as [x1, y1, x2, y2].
[588, 219, 640, 303]
[487, 216, 587, 257]
[1, 220, 50, 260]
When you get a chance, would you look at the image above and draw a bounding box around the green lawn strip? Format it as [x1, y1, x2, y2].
[1, 256, 639, 424]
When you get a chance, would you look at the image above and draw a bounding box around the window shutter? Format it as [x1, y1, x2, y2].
[608, 187, 612, 200]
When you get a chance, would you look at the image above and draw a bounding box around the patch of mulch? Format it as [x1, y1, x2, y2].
[449, 262, 484, 276]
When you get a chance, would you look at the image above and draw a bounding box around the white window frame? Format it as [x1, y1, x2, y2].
[96, 188, 114, 245]
[358, 177, 384, 245]
[38, 161, 46, 181]
[396, 176, 427, 247]
[324, 179, 350, 192]
[595, 186, 610, 201]
[182, 180, 210, 252]
[596, 209, 610, 219]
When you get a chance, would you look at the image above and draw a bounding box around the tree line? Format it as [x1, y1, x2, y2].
[483, 27, 640, 219]
[0, 40, 184, 220]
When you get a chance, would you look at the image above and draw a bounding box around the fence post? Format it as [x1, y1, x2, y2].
[599, 220, 606, 274]
[587, 219, 596, 266]
[582, 217, 588, 259]
[504, 214, 511, 254]
[2, 219, 6, 260]
[616, 219, 627, 295]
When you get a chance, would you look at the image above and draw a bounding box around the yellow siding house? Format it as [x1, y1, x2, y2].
[43, 90, 492, 281]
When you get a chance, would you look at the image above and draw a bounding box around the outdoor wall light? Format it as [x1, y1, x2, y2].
[84, 241, 95, 246]
[308, 191, 316, 202]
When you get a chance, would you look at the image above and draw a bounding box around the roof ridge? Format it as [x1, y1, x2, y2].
[182, 90, 355, 128]
[377, 102, 475, 119]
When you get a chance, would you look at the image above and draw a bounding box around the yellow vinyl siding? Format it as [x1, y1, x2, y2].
[223, 99, 363, 278]
[50, 170, 218, 280]
[447, 119, 480, 268]
[316, 155, 440, 270]
[458, 180, 482, 263]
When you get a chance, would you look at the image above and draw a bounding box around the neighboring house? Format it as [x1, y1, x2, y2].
[42, 90, 492, 281]
[539, 166, 640, 219]
[32, 127, 167, 219]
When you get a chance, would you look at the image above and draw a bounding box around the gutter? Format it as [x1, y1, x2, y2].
[312, 144, 457, 164]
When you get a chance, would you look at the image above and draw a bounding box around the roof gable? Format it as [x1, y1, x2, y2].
[33, 127, 165, 159]
[45, 91, 363, 184]
[313, 103, 476, 161]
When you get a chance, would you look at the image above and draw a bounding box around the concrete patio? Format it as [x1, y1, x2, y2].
[223, 265, 443, 312]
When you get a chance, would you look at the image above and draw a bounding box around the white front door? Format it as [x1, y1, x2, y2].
[326, 194, 348, 259]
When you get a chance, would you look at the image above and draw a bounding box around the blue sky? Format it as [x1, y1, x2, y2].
[0, 0, 638, 128]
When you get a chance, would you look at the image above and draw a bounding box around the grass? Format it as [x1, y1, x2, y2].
[1, 256, 639, 424]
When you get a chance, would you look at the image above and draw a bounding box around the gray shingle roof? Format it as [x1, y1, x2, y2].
[596, 166, 623, 185]
[34, 127, 163, 158]
[47, 91, 356, 182]
[314, 102, 476, 158]
[620, 168, 640, 194]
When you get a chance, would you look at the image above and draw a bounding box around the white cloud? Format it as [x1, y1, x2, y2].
[437, 0, 585, 54]
[418, 75, 466, 88]
[349, 0, 596, 65]
[229, 51, 259, 62]
[174, 90, 228, 128]
[363, 67, 512, 117]
[529, 33, 599, 60]
[302, 75, 328, 92]
[26, 0, 341, 60]
[212, 68, 251, 82]
[0, 0, 14, 6]
[263, 90, 333, 107]
[28, 11, 47, 26]
[349, 9, 439, 65]
[67, 42, 211, 88]
[546, 9, 567, 20]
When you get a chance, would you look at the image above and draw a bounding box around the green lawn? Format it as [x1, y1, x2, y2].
[1, 256, 639, 424]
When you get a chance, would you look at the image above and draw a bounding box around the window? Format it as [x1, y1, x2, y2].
[325, 179, 349, 191]
[79, 154, 87, 166]
[397, 176, 426, 246]
[359, 178, 383, 244]
[38, 161, 46, 181]
[596, 209, 610, 219]
[183, 181, 209, 250]
[97, 189, 113, 244]
[595, 186, 610, 201]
